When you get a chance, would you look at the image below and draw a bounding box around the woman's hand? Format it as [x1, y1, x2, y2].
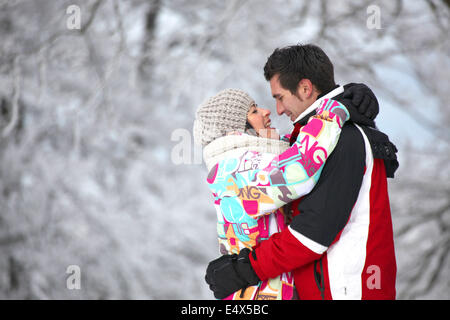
[258, 127, 280, 140]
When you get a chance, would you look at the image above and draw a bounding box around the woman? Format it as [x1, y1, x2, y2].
[193, 88, 349, 300]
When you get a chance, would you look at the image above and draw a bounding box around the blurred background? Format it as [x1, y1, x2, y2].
[0, 0, 448, 299]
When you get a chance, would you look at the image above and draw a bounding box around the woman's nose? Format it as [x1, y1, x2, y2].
[261, 108, 271, 117]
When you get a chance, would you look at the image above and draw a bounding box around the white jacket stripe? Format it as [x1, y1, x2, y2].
[288, 226, 328, 255]
[326, 124, 373, 300]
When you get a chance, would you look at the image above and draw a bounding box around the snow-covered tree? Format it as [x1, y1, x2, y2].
[0, 0, 448, 299]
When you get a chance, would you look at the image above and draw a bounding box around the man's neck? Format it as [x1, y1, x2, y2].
[293, 85, 343, 124]
[317, 85, 339, 100]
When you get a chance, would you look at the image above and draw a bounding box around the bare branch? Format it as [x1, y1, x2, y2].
[1, 55, 21, 138]
[406, 237, 450, 299]
[395, 202, 450, 237]
[80, 0, 104, 34]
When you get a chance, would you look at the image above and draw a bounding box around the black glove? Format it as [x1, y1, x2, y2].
[339, 83, 379, 127]
[205, 248, 260, 299]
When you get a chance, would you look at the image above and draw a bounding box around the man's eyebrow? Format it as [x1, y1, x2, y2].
[272, 93, 281, 99]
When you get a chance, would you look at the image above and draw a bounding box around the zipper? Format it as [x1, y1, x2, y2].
[314, 258, 325, 300]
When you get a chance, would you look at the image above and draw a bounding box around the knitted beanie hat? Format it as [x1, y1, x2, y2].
[193, 88, 255, 146]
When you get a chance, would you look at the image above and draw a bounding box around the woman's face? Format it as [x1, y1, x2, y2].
[247, 104, 273, 135]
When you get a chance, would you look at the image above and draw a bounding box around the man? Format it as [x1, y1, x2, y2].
[205, 44, 399, 300]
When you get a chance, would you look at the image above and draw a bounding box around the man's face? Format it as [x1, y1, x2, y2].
[269, 74, 314, 122]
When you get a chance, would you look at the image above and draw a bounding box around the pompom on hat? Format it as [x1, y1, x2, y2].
[193, 88, 255, 146]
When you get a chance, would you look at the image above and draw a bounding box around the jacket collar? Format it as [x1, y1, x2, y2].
[203, 134, 290, 172]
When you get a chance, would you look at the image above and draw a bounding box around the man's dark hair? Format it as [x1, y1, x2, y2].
[264, 44, 336, 95]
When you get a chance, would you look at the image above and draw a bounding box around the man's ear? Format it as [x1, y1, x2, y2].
[297, 79, 314, 99]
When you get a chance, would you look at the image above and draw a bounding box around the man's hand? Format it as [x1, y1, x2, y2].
[341, 83, 379, 127]
[205, 248, 260, 299]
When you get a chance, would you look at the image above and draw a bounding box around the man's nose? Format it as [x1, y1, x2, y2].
[276, 102, 284, 115]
